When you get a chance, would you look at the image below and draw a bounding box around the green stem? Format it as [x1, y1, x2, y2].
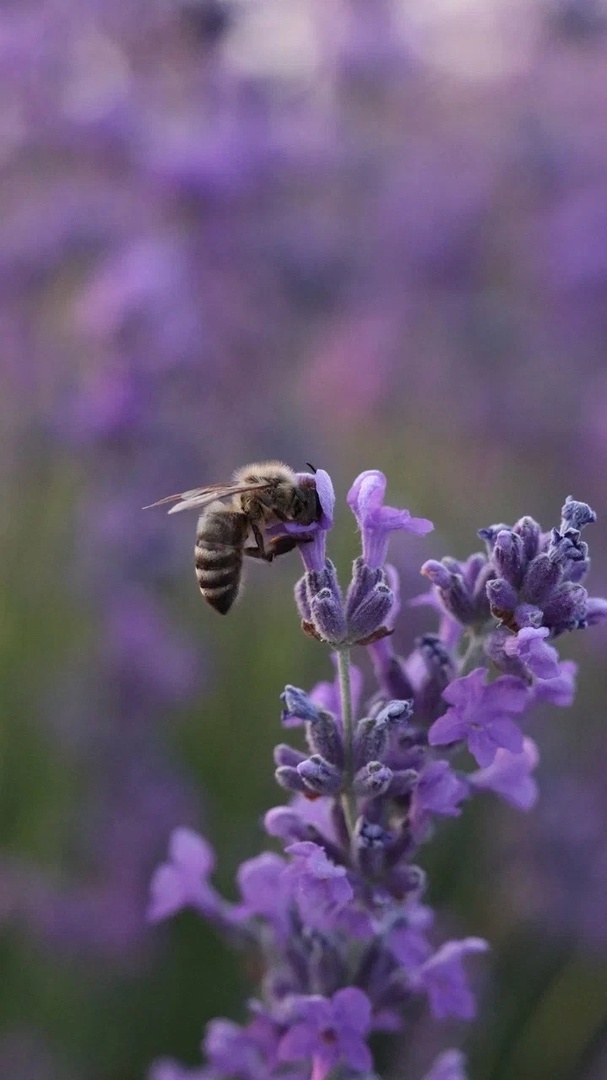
[336, 646, 358, 839]
[459, 630, 484, 676]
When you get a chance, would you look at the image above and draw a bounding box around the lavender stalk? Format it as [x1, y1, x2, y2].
[147, 470, 607, 1080]
[336, 647, 358, 841]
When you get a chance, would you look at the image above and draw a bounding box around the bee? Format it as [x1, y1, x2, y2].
[144, 461, 321, 614]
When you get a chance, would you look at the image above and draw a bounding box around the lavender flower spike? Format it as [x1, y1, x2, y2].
[348, 470, 434, 569]
[147, 481, 606, 1079]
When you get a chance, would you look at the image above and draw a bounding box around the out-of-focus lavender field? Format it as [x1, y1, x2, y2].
[3, 0, 607, 1077]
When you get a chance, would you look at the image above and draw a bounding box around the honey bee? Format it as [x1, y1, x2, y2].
[144, 461, 321, 613]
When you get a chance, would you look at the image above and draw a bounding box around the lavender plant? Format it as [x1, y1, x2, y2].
[147, 468, 606, 1080]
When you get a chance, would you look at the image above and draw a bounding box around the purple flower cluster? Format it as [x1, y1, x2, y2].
[147, 469, 606, 1079]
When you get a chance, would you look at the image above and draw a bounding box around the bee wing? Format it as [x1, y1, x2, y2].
[143, 482, 271, 514]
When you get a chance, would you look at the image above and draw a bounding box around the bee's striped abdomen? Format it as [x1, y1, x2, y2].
[195, 507, 248, 614]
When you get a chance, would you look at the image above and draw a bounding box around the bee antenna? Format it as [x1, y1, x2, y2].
[305, 462, 317, 473]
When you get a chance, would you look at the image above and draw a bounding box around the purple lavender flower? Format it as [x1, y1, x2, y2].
[421, 552, 494, 629]
[277, 988, 372, 1080]
[410, 938, 489, 1021]
[296, 470, 434, 646]
[484, 624, 561, 681]
[408, 760, 469, 842]
[428, 669, 529, 767]
[233, 852, 292, 938]
[479, 498, 603, 637]
[284, 842, 353, 932]
[280, 686, 327, 728]
[147, 476, 605, 1078]
[348, 470, 434, 570]
[147, 828, 222, 923]
[532, 658, 577, 706]
[202, 1015, 280, 1080]
[469, 738, 539, 811]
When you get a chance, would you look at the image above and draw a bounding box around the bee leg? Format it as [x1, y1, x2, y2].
[244, 522, 275, 562]
[271, 532, 317, 556]
[245, 532, 315, 561]
[245, 524, 314, 562]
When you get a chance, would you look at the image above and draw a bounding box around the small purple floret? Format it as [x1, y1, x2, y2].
[469, 737, 539, 810]
[278, 987, 372, 1079]
[409, 760, 469, 841]
[348, 470, 434, 569]
[429, 668, 529, 767]
[412, 937, 489, 1020]
[284, 841, 352, 931]
[147, 828, 221, 923]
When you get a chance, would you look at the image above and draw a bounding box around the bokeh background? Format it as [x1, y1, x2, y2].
[3, 0, 607, 1077]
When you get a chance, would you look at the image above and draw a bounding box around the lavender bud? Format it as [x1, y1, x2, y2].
[345, 557, 384, 618]
[515, 603, 544, 628]
[353, 762, 393, 797]
[421, 560, 452, 590]
[493, 530, 525, 588]
[512, 515, 542, 563]
[274, 744, 307, 768]
[306, 559, 342, 602]
[264, 807, 311, 842]
[310, 589, 348, 644]
[297, 755, 343, 795]
[543, 582, 588, 635]
[478, 523, 510, 552]
[305, 560, 347, 642]
[354, 716, 381, 767]
[355, 700, 412, 768]
[560, 496, 597, 532]
[306, 711, 344, 767]
[523, 552, 563, 605]
[422, 562, 475, 625]
[463, 552, 489, 588]
[281, 685, 322, 725]
[486, 577, 518, 609]
[347, 583, 395, 643]
[548, 528, 588, 567]
[376, 699, 415, 725]
[275, 766, 310, 795]
[486, 577, 518, 618]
